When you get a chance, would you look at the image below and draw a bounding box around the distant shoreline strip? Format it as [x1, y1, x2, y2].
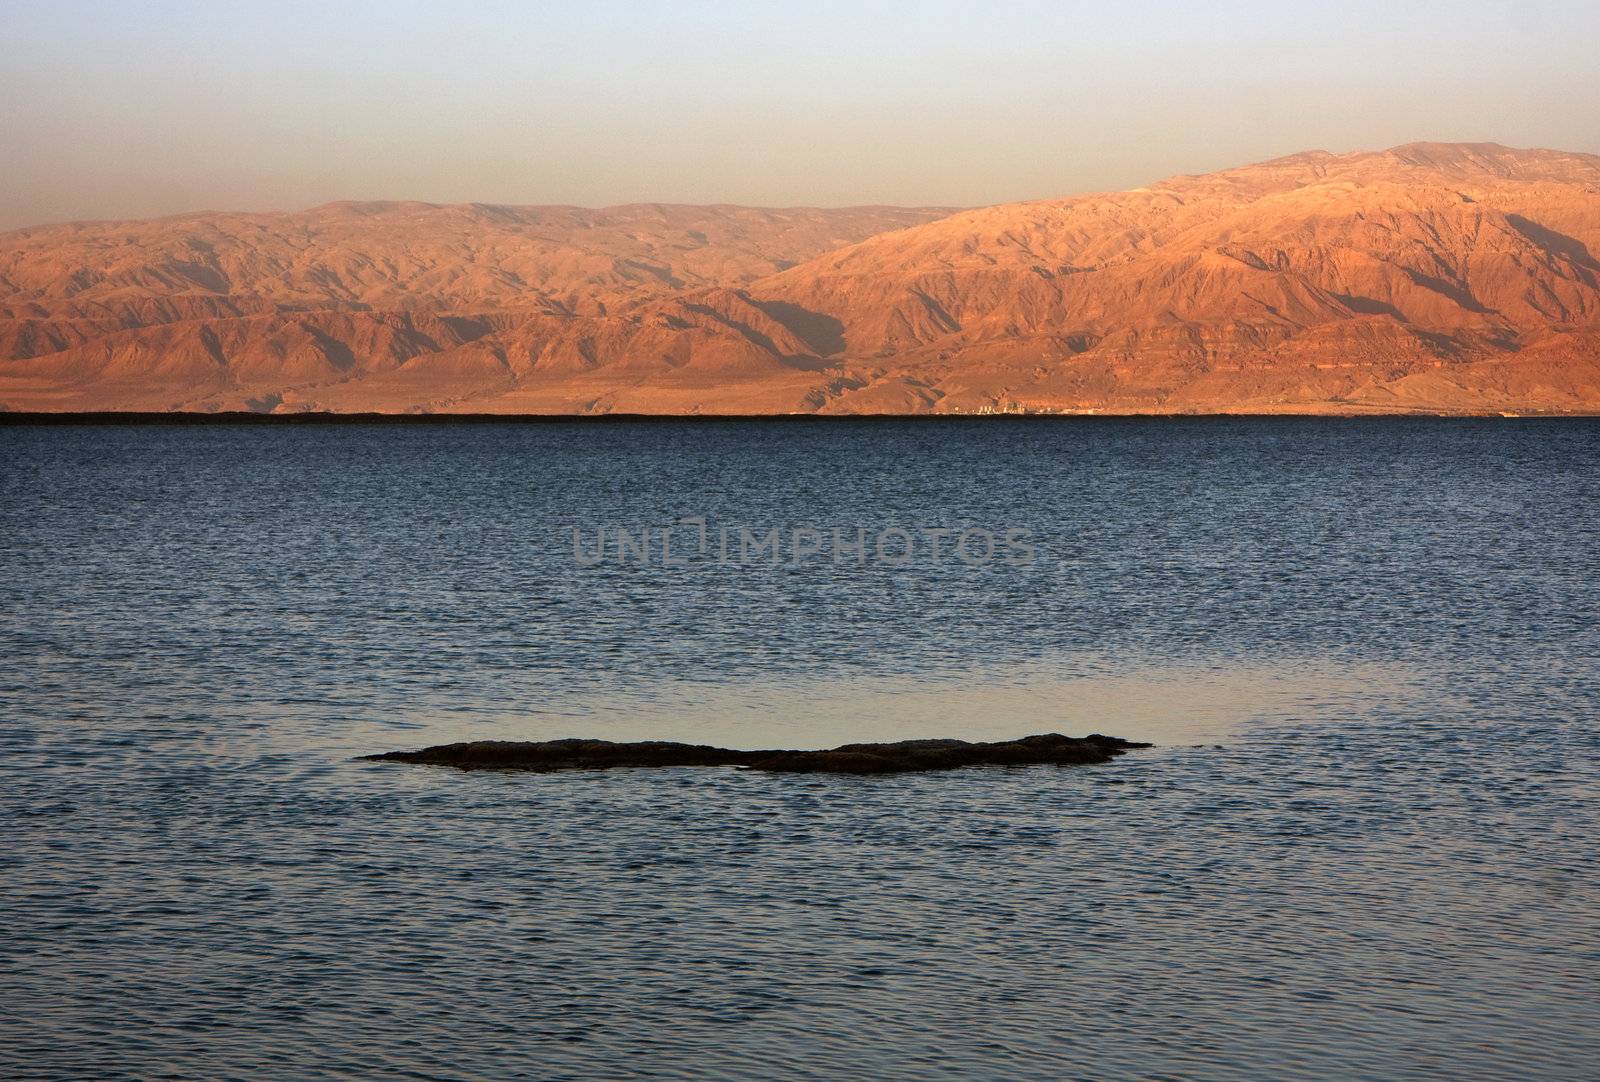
[2, 410, 1597, 425]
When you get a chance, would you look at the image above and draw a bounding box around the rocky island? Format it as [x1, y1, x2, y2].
[361, 732, 1150, 775]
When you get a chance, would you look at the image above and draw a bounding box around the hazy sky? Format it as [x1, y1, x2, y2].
[3, 0, 1598, 229]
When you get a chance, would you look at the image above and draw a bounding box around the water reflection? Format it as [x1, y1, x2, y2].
[364, 655, 1430, 754]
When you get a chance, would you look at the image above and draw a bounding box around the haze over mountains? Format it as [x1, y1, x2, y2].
[4, 142, 1599, 414]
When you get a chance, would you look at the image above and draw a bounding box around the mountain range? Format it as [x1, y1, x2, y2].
[4, 142, 1599, 414]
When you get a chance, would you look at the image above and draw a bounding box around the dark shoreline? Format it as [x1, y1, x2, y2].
[361, 733, 1152, 775]
[3, 410, 1597, 426]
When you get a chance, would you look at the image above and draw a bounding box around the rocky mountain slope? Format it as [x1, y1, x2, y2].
[4, 143, 1599, 414]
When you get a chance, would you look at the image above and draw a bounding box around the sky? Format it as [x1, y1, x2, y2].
[2, 0, 1599, 229]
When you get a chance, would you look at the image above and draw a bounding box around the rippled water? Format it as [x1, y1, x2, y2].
[2, 418, 1598, 1080]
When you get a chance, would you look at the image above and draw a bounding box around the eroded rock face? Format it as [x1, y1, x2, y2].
[360, 732, 1150, 775]
[7, 143, 1600, 415]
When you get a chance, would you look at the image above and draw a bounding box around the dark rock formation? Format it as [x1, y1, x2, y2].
[360, 732, 1150, 775]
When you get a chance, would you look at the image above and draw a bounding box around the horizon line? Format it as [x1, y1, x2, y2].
[4, 138, 1581, 236]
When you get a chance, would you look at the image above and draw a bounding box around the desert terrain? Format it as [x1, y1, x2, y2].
[4, 142, 1598, 415]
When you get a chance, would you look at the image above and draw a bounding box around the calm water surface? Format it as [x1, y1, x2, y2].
[2, 418, 1597, 1080]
